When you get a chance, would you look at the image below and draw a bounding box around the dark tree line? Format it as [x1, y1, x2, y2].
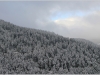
[0, 19, 100, 74]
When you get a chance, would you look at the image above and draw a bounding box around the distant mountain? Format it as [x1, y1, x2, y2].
[0, 19, 100, 74]
[74, 38, 98, 46]
[98, 43, 100, 45]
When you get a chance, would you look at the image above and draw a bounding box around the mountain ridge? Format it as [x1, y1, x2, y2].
[0, 20, 100, 74]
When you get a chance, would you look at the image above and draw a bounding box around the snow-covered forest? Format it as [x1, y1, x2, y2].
[0, 20, 100, 74]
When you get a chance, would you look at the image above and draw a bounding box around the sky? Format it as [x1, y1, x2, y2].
[0, 1, 100, 44]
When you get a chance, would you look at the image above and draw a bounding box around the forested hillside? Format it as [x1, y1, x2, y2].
[0, 20, 100, 74]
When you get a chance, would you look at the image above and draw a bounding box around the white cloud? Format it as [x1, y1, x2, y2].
[54, 17, 81, 28]
[54, 11, 100, 43]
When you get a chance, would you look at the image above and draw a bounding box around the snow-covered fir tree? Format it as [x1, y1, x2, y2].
[0, 19, 100, 74]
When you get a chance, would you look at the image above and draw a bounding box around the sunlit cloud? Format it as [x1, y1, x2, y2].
[53, 11, 100, 43]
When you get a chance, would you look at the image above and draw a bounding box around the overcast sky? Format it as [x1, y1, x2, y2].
[0, 1, 100, 43]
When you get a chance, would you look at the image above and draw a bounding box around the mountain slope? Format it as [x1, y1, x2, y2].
[0, 20, 100, 74]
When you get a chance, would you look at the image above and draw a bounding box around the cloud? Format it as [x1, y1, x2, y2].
[0, 1, 100, 43]
[83, 11, 100, 26]
[54, 11, 100, 43]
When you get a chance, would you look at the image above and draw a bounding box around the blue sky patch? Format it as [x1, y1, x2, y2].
[51, 11, 88, 20]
